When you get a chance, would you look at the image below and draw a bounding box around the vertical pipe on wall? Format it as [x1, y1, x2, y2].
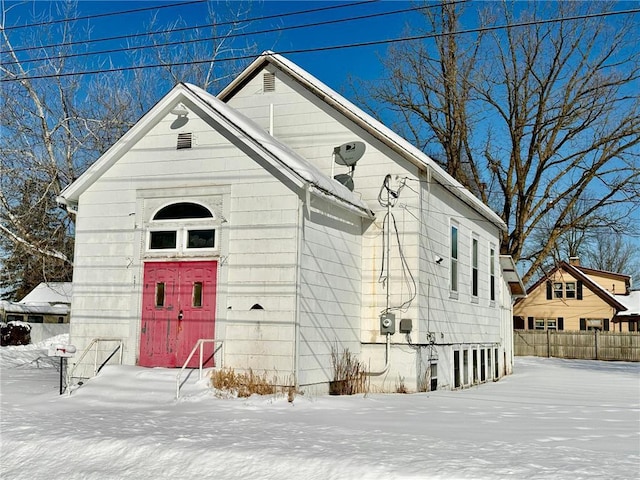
[269, 103, 274, 136]
[293, 192, 305, 391]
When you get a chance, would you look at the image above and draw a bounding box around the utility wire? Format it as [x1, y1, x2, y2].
[2, 0, 208, 31]
[2, 6, 638, 82]
[4, 3, 442, 67]
[6, 0, 382, 54]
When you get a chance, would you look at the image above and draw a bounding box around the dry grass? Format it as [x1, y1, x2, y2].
[330, 345, 368, 395]
[395, 375, 409, 394]
[210, 368, 276, 398]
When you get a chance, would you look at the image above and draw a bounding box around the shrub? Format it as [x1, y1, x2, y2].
[210, 368, 276, 398]
[395, 375, 409, 394]
[1, 322, 31, 346]
[330, 345, 368, 395]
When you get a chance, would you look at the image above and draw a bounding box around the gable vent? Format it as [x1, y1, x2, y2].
[177, 132, 192, 150]
[263, 72, 275, 93]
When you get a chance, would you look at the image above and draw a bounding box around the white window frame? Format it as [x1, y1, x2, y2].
[565, 282, 576, 299]
[489, 245, 496, 303]
[553, 282, 564, 298]
[450, 222, 459, 296]
[471, 236, 479, 301]
[535, 318, 558, 331]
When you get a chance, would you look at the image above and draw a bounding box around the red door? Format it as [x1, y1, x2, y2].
[140, 261, 217, 368]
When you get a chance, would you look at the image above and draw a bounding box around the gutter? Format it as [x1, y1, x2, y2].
[56, 195, 78, 215]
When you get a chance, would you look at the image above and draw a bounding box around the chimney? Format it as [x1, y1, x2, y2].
[569, 257, 580, 266]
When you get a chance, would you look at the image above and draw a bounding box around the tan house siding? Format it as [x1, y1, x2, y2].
[514, 262, 636, 333]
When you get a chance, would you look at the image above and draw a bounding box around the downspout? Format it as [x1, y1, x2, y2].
[293, 186, 307, 391]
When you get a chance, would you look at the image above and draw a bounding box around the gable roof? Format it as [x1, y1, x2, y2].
[19, 282, 72, 305]
[520, 261, 627, 311]
[219, 51, 507, 232]
[57, 82, 373, 219]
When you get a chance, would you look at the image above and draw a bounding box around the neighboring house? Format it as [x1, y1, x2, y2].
[0, 282, 72, 324]
[56, 52, 524, 393]
[513, 258, 637, 332]
[613, 290, 640, 329]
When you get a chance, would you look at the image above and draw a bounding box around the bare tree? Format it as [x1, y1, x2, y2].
[359, 1, 640, 283]
[0, 1, 257, 298]
[584, 233, 640, 286]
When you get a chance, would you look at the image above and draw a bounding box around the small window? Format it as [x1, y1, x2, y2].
[155, 282, 165, 307]
[450, 224, 458, 293]
[586, 319, 603, 331]
[471, 238, 478, 297]
[263, 72, 275, 92]
[150, 231, 177, 249]
[27, 315, 44, 323]
[187, 229, 215, 249]
[547, 319, 557, 330]
[565, 282, 576, 299]
[177, 132, 192, 150]
[6, 314, 24, 322]
[58, 317, 64, 324]
[553, 282, 563, 298]
[535, 319, 545, 330]
[489, 247, 496, 301]
[192, 282, 203, 307]
[472, 350, 478, 383]
[463, 350, 469, 386]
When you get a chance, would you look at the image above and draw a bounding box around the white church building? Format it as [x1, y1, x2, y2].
[57, 52, 524, 394]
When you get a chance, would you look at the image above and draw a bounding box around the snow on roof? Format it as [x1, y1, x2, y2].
[615, 290, 640, 316]
[182, 83, 372, 217]
[18, 282, 72, 305]
[219, 51, 506, 231]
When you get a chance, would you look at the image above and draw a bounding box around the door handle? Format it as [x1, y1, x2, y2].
[178, 310, 184, 321]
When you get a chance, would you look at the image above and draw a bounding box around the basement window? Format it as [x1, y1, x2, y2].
[177, 132, 193, 150]
[263, 72, 275, 92]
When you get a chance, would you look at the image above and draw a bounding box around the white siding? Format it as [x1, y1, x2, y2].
[70, 107, 300, 379]
[227, 65, 509, 392]
[298, 200, 362, 388]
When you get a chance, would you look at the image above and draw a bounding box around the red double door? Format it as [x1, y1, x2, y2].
[140, 261, 217, 368]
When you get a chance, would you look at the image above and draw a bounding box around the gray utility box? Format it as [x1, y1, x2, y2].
[380, 312, 396, 335]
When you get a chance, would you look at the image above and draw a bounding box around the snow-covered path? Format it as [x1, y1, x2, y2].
[1, 339, 639, 480]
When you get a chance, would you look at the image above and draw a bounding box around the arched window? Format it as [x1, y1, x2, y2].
[154, 202, 213, 220]
[148, 202, 216, 252]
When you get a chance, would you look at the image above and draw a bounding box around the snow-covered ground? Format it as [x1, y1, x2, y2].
[1, 336, 639, 480]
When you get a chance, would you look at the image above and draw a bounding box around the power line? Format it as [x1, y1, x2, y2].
[2, 6, 638, 83]
[6, 0, 381, 54]
[2, 0, 208, 31]
[5, 3, 435, 68]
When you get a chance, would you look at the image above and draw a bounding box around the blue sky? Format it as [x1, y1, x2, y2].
[4, 0, 424, 94]
[3, 0, 639, 260]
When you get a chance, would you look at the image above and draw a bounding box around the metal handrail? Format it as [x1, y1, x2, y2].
[176, 339, 223, 399]
[66, 337, 123, 393]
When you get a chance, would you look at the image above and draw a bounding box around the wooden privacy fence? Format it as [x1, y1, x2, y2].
[514, 330, 640, 362]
